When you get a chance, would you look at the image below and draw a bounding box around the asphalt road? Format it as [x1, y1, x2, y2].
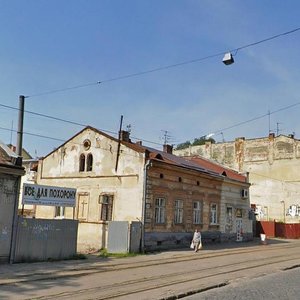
[186, 267, 300, 299]
[0, 239, 299, 300]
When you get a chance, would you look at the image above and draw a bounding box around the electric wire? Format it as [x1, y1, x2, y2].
[2, 101, 300, 148]
[182, 102, 300, 145]
[0, 103, 164, 146]
[25, 27, 300, 98]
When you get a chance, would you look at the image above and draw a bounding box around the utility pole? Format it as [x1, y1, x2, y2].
[16, 95, 25, 157]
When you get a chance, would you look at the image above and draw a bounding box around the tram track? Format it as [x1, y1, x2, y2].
[15, 241, 299, 283]
[30, 244, 300, 300]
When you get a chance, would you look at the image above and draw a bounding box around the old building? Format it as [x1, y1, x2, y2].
[174, 133, 300, 223]
[34, 126, 252, 252]
[0, 141, 25, 263]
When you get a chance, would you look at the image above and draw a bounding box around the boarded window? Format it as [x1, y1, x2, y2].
[86, 153, 93, 171]
[79, 154, 85, 172]
[100, 195, 113, 221]
[77, 193, 89, 220]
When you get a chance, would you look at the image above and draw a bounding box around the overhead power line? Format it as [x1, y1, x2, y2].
[2, 101, 300, 148]
[179, 101, 300, 145]
[0, 103, 163, 146]
[25, 27, 300, 98]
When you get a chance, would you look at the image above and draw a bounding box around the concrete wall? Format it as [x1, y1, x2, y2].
[0, 174, 20, 263]
[13, 217, 78, 262]
[174, 135, 300, 223]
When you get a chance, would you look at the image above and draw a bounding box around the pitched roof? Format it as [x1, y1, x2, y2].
[122, 140, 247, 183]
[41, 126, 247, 183]
[183, 155, 247, 182]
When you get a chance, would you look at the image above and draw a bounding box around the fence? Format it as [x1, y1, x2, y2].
[13, 217, 78, 262]
[256, 221, 300, 239]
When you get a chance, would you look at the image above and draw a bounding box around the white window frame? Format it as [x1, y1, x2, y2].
[193, 201, 202, 224]
[226, 206, 233, 224]
[155, 197, 166, 224]
[210, 203, 218, 225]
[54, 206, 65, 219]
[174, 199, 183, 224]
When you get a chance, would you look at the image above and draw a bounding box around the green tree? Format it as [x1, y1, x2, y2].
[175, 140, 191, 150]
[192, 136, 216, 146]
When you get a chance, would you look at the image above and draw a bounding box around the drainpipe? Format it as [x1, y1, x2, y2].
[141, 159, 151, 252]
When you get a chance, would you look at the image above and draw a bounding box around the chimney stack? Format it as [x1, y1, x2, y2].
[163, 144, 173, 154]
[120, 130, 131, 142]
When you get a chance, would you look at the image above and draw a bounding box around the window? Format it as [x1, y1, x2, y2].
[86, 153, 93, 171]
[210, 203, 218, 224]
[77, 193, 89, 220]
[100, 195, 113, 221]
[226, 206, 233, 223]
[55, 206, 65, 218]
[155, 197, 166, 224]
[193, 201, 202, 224]
[174, 200, 183, 224]
[79, 154, 85, 172]
[83, 139, 91, 150]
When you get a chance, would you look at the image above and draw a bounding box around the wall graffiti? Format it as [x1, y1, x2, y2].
[286, 205, 300, 217]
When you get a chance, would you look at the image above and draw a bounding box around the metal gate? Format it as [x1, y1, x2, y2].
[107, 221, 142, 253]
[107, 221, 129, 253]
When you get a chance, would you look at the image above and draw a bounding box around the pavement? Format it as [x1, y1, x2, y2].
[0, 238, 293, 286]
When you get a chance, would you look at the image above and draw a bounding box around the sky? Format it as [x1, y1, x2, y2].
[1, 0, 300, 157]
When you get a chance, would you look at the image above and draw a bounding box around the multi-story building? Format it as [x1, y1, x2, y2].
[33, 126, 252, 252]
[174, 133, 300, 223]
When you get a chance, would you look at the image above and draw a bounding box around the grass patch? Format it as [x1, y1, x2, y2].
[98, 249, 142, 258]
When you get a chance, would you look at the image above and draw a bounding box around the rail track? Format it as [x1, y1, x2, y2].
[26, 242, 300, 300]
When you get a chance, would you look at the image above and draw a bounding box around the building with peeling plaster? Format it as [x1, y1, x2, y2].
[0, 141, 25, 263]
[174, 133, 300, 224]
[34, 126, 252, 252]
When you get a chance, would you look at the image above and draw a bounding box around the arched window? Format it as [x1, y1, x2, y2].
[79, 154, 85, 172]
[86, 153, 93, 171]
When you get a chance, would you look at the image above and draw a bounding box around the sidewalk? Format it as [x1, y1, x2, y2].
[0, 238, 292, 286]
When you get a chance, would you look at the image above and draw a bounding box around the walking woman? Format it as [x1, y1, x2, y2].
[192, 229, 202, 252]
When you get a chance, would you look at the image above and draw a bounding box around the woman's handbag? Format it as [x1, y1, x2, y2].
[190, 241, 194, 249]
[198, 242, 202, 250]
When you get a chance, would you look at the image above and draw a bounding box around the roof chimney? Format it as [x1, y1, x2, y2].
[163, 144, 173, 154]
[119, 130, 131, 142]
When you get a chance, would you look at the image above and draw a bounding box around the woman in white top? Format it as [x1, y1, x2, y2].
[192, 229, 202, 252]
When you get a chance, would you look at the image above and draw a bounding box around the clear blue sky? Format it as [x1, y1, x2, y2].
[1, 0, 300, 157]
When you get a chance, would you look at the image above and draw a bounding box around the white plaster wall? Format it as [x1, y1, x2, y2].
[35, 128, 146, 250]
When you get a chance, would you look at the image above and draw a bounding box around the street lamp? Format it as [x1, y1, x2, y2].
[222, 52, 234, 65]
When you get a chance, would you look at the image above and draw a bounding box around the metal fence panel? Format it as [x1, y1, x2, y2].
[107, 221, 129, 253]
[14, 217, 78, 262]
[129, 221, 142, 253]
[0, 175, 18, 263]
